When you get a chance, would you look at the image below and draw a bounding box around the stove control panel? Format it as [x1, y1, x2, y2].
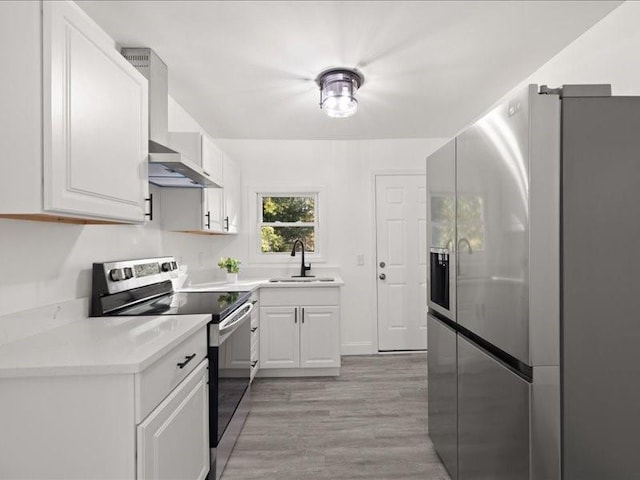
[161, 261, 178, 272]
[95, 257, 180, 294]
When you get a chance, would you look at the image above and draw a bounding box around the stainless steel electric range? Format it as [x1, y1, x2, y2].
[90, 256, 253, 480]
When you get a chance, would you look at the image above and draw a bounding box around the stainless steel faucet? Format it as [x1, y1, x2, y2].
[291, 239, 313, 277]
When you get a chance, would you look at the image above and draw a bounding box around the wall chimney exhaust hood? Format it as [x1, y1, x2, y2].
[121, 48, 219, 188]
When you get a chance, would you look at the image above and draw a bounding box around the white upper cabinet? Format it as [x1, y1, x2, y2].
[0, 1, 149, 224]
[223, 153, 241, 233]
[161, 132, 228, 234]
[167, 132, 224, 187]
[160, 147, 240, 235]
[201, 136, 225, 187]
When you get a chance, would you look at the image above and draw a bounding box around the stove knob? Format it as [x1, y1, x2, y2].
[161, 262, 172, 272]
[109, 269, 124, 281]
[123, 267, 134, 279]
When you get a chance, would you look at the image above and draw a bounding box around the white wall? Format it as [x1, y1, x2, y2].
[527, 1, 640, 94]
[3, 0, 640, 347]
[478, 1, 640, 124]
[213, 138, 445, 354]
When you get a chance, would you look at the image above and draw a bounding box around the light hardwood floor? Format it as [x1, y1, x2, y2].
[221, 353, 451, 480]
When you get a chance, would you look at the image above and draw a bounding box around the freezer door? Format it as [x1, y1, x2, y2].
[455, 86, 533, 364]
[427, 314, 457, 480]
[427, 140, 456, 321]
[458, 336, 530, 480]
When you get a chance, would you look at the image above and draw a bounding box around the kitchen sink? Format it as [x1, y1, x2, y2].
[268, 277, 335, 283]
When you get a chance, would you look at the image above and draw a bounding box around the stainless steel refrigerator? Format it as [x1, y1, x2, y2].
[427, 84, 640, 480]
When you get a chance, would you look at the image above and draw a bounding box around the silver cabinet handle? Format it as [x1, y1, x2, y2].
[302, 308, 305, 324]
[379, 273, 386, 280]
[294, 309, 297, 323]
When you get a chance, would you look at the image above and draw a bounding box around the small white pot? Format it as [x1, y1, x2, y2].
[226, 272, 238, 283]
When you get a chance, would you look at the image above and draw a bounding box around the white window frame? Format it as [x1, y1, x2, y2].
[248, 186, 326, 264]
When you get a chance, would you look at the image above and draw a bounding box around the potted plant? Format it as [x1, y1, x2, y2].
[218, 257, 241, 283]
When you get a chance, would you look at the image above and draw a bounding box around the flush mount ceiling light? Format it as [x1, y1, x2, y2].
[315, 68, 364, 119]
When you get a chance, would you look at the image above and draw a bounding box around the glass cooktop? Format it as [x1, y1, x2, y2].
[110, 291, 250, 323]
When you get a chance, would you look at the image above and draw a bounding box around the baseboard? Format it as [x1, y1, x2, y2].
[341, 342, 374, 356]
[256, 367, 340, 378]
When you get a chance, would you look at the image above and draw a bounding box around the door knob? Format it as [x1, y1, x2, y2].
[379, 273, 386, 280]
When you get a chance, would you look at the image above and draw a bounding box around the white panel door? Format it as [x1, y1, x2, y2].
[376, 174, 427, 351]
[44, 1, 148, 222]
[300, 306, 340, 368]
[137, 361, 209, 480]
[259, 306, 299, 368]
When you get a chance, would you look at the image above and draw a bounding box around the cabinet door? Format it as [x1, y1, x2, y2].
[300, 306, 340, 368]
[259, 306, 299, 369]
[137, 360, 209, 480]
[201, 135, 224, 187]
[43, 1, 148, 223]
[250, 298, 260, 381]
[203, 188, 224, 232]
[222, 154, 241, 233]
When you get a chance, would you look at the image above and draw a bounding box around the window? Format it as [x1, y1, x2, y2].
[258, 193, 319, 254]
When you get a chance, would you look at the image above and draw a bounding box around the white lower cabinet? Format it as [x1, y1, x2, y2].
[259, 287, 340, 375]
[260, 306, 299, 368]
[137, 361, 209, 480]
[0, 328, 209, 479]
[250, 290, 260, 381]
[300, 306, 340, 368]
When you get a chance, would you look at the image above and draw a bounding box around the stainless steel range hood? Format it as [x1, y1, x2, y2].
[121, 48, 219, 188]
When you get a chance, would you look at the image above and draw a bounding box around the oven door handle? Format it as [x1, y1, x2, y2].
[219, 302, 254, 334]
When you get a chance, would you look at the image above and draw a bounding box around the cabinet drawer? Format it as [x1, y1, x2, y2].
[250, 360, 259, 382]
[260, 287, 339, 306]
[251, 329, 260, 358]
[251, 329, 259, 359]
[135, 328, 207, 422]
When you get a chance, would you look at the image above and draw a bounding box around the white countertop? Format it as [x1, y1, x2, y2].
[180, 276, 344, 293]
[0, 314, 210, 378]
[0, 276, 342, 378]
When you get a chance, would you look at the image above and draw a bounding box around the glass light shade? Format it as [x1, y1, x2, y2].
[317, 69, 363, 118]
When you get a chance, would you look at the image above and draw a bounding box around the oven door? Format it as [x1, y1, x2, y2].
[209, 302, 253, 447]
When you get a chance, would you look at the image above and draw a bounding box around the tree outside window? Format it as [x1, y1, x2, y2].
[259, 194, 318, 253]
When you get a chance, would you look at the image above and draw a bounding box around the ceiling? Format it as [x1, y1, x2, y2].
[78, 1, 621, 140]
